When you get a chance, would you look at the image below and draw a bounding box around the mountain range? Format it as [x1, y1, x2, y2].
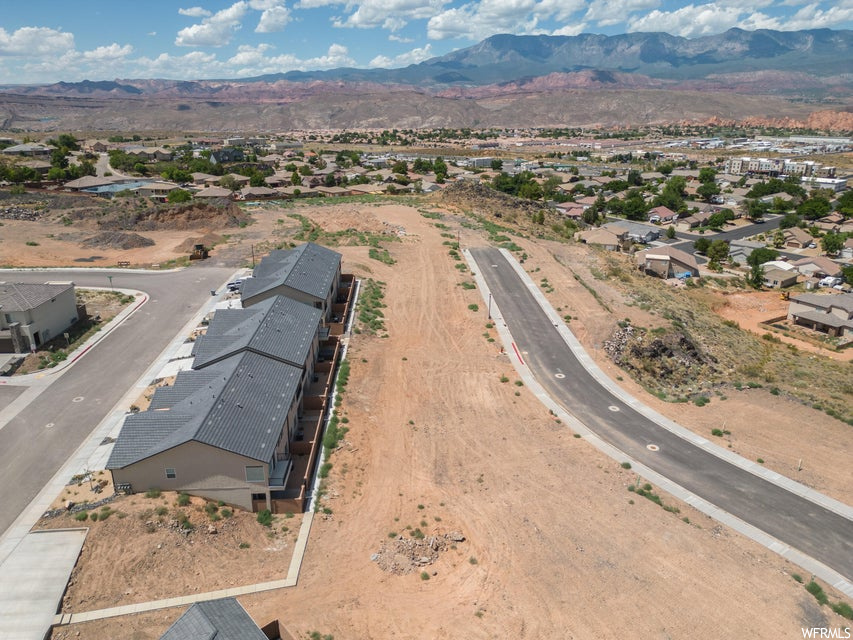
[0, 28, 851, 132]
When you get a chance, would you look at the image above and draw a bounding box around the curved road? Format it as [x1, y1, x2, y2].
[470, 247, 853, 584]
[0, 265, 234, 536]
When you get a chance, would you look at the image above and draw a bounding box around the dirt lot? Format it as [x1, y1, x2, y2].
[32, 197, 852, 639]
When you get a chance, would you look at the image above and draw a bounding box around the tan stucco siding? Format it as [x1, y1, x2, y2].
[110, 441, 269, 510]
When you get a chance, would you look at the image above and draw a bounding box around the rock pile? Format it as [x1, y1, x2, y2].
[82, 231, 155, 249]
[371, 531, 465, 575]
[0, 206, 41, 221]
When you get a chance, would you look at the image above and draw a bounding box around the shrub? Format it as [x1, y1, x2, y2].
[693, 396, 710, 407]
[155, 506, 168, 516]
[25, 241, 39, 246]
[239, 542, 250, 549]
[177, 493, 190, 507]
[89, 512, 98, 521]
[74, 511, 89, 521]
[420, 571, 430, 581]
[621, 462, 632, 469]
[806, 581, 829, 606]
[499, 375, 509, 383]
[319, 462, 333, 478]
[831, 601, 853, 620]
[467, 304, 479, 312]
[469, 556, 478, 565]
[411, 528, 425, 539]
[711, 428, 724, 437]
[221, 508, 232, 518]
[145, 488, 162, 499]
[257, 509, 273, 527]
[514, 380, 524, 387]
[757, 458, 765, 464]
[388, 531, 398, 538]
[791, 573, 803, 584]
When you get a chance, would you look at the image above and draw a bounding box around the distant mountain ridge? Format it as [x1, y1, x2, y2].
[0, 28, 851, 133]
[2, 27, 850, 96]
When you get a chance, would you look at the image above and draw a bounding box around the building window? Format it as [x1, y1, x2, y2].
[165, 468, 176, 479]
[246, 466, 265, 483]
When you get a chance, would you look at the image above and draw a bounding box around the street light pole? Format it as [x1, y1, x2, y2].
[488, 293, 492, 319]
[107, 275, 113, 291]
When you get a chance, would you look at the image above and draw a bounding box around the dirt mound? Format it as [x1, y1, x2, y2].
[82, 231, 155, 250]
[436, 181, 550, 222]
[371, 531, 465, 575]
[98, 201, 250, 232]
[174, 233, 225, 253]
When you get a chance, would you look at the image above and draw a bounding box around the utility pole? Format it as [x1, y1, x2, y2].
[107, 275, 113, 291]
[251, 244, 255, 269]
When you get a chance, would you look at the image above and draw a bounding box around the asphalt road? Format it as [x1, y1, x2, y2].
[470, 246, 853, 581]
[0, 264, 234, 535]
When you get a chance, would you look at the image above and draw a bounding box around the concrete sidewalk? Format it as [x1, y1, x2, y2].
[0, 529, 87, 640]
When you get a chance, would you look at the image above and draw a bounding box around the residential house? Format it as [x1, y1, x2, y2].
[578, 228, 624, 251]
[0, 282, 79, 352]
[107, 296, 323, 511]
[604, 220, 660, 243]
[63, 175, 121, 191]
[763, 268, 799, 289]
[191, 172, 218, 186]
[135, 181, 183, 202]
[636, 246, 700, 278]
[555, 203, 585, 220]
[841, 238, 853, 260]
[1, 142, 54, 158]
[648, 205, 677, 223]
[783, 227, 814, 249]
[219, 173, 251, 188]
[159, 598, 268, 640]
[210, 148, 245, 165]
[728, 239, 766, 266]
[242, 242, 342, 320]
[239, 186, 279, 200]
[677, 211, 712, 230]
[193, 186, 233, 199]
[792, 256, 842, 279]
[313, 185, 351, 197]
[787, 292, 853, 339]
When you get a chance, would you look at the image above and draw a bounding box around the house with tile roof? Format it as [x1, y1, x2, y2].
[0, 282, 78, 352]
[787, 292, 853, 340]
[635, 246, 700, 278]
[107, 296, 332, 512]
[242, 243, 342, 320]
[160, 597, 268, 640]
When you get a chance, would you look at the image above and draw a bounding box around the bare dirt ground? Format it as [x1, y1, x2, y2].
[43, 200, 852, 639]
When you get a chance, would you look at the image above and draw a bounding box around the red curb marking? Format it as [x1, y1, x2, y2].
[512, 342, 525, 365]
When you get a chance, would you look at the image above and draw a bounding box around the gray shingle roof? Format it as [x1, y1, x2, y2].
[191, 296, 321, 369]
[792, 292, 853, 314]
[0, 282, 73, 312]
[242, 242, 340, 302]
[160, 597, 267, 640]
[107, 351, 302, 469]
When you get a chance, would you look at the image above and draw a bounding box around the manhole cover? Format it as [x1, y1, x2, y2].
[555, 373, 566, 379]
[608, 405, 620, 412]
[45, 423, 54, 429]
[72, 396, 85, 403]
[647, 444, 660, 452]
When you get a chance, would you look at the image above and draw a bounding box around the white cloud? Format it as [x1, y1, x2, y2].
[627, 4, 784, 36]
[0, 26, 75, 56]
[430, 0, 552, 40]
[178, 6, 212, 17]
[256, 5, 292, 31]
[552, 22, 588, 35]
[369, 43, 433, 67]
[175, 1, 249, 47]
[585, 0, 660, 27]
[148, 31, 157, 37]
[778, 2, 853, 29]
[334, 0, 451, 31]
[81, 43, 134, 62]
[535, 0, 587, 22]
[294, 0, 339, 8]
[389, 34, 414, 43]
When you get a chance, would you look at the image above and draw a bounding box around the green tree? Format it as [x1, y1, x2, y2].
[743, 199, 768, 221]
[627, 169, 643, 186]
[167, 189, 192, 203]
[696, 181, 721, 203]
[693, 237, 711, 255]
[796, 197, 831, 221]
[433, 157, 448, 182]
[490, 158, 503, 171]
[778, 212, 801, 229]
[249, 173, 266, 187]
[392, 160, 408, 174]
[706, 239, 729, 267]
[747, 247, 779, 267]
[841, 265, 853, 285]
[821, 232, 844, 255]
[291, 171, 301, 187]
[836, 190, 853, 218]
[698, 167, 716, 184]
[219, 175, 240, 191]
[748, 263, 765, 289]
[623, 191, 649, 221]
[666, 225, 676, 239]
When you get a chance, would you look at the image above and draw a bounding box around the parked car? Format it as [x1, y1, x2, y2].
[226, 279, 243, 292]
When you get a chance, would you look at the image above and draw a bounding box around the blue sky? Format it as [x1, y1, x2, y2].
[1, 0, 851, 84]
